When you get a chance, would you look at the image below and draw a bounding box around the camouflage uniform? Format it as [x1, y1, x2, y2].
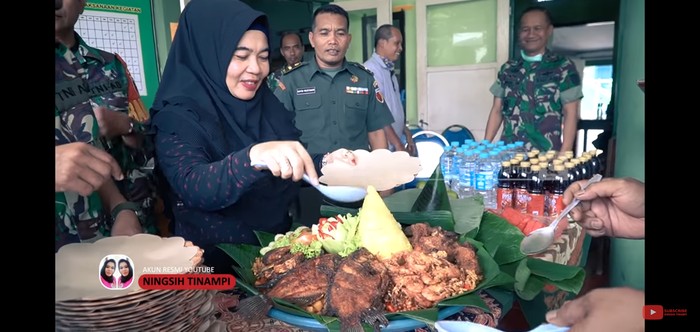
[266, 67, 283, 92]
[55, 33, 157, 251]
[266, 62, 300, 92]
[490, 50, 583, 151]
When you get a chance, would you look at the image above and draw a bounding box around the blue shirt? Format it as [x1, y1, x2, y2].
[364, 53, 405, 150]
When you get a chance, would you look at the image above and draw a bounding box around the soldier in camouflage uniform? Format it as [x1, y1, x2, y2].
[484, 6, 582, 153]
[55, 0, 157, 251]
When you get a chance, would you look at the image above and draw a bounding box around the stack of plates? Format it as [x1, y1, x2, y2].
[55, 234, 217, 331]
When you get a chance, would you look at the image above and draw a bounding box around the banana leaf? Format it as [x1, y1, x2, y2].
[320, 190, 484, 235]
[217, 230, 508, 331]
[216, 166, 585, 329]
[466, 212, 586, 301]
[410, 165, 453, 213]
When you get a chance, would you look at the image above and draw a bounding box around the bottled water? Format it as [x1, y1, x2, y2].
[440, 143, 459, 187]
[474, 152, 497, 209]
[489, 150, 502, 180]
[514, 141, 527, 156]
[451, 147, 464, 192]
[458, 150, 477, 198]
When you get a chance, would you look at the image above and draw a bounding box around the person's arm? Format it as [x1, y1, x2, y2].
[56, 142, 123, 196]
[116, 53, 149, 149]
[368, 129, 388, 150]
[558, 58, 584, 154]
[97, 180, 143, 236]
[484, 96, 504, 142]
[365, 79, 394, 151]
[92, 106, 143, 149]
[560, 100, 580, 153]
[383, 125, 405, 151]
[403, 126, 417, 157]
[156, 121, 268, 212]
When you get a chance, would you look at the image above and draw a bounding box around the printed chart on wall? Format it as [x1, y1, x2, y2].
[76, 10, 147, 94]
[74, 0, 160, 109]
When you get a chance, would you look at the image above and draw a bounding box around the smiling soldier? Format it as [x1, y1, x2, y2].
[272, 4, 394, 155]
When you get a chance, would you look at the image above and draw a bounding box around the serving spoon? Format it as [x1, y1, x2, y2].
[520, 174, 603, 255]
[252, 162, 367, 203]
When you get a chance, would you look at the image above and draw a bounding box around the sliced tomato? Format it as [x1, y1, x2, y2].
[293, 230, 317, 245]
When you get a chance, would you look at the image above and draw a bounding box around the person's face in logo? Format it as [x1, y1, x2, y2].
[104, 261, 116, 277]
[119, 261, 130, 276]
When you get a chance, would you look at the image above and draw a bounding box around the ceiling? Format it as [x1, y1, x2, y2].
[550, 22, 615, 60]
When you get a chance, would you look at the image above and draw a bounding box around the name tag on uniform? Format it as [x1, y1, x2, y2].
[296, 87, 316, 95]
[345, 86, 369, 95]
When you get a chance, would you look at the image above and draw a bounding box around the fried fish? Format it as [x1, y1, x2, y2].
[266, 253, 341, 310]
[325, 248, 390, 332]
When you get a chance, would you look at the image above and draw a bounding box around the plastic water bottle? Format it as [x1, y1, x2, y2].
[458, 150, 477, 198]
[474, 152, 496, 209]
[440, 143, 458, 187]
[488, 150, 502, 181]
[514, 141, 527, 156]
[451, 147, 464, 192]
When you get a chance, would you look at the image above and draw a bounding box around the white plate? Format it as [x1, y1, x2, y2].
[435, 321, 570, 332]
[435, 321, 502, 332]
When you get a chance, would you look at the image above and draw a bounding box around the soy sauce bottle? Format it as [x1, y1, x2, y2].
[546, 164, 568, 218]
[513, 161, 531, 213]
[526, 164, 545, 216]
[587, 150, 603, 175]
[496, 161, 513, 210]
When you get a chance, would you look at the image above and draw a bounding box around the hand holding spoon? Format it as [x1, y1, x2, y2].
[252, 162, 367, 203]
[520, 174, 603, 255]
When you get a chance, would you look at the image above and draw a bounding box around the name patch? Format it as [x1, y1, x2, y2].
[296, 87, 316, 95]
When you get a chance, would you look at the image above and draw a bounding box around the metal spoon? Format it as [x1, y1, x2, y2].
[252, 162, 367, 203]
[520, 174, 603, 255]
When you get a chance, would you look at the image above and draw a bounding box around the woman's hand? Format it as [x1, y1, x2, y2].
[250, 141, 318, 183]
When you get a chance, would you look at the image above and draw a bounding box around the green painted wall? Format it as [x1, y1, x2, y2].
[609, 0, 645, 290]
[151, 0, 181, 76]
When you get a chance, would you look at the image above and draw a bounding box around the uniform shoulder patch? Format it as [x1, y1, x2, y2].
[349, 62, 374, 76]
[281, 61, 306, 75]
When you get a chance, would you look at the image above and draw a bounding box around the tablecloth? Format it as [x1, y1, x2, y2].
[519, 222, 589, 326]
